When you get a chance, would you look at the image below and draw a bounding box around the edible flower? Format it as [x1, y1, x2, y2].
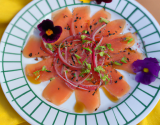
[132, 58, 160, 85]
[37, 19, 62, 43]
[95, 0, 112, 4]
[80, 0, 91, 3]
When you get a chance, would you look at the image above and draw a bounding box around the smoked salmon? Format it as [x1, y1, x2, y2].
[52, 7, 72, 44]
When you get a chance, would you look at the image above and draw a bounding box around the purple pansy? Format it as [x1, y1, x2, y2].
[132, 58, 160, 85]
[37, 19, 62, 43]
[95, 0, 112, 4]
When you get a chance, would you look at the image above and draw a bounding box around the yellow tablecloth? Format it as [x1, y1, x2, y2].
[0, 0, 160, 125]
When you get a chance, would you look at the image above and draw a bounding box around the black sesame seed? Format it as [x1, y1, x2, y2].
[29, 53, 32, 57]
[81, 26, 82, 28]
[79, 17, 81, 19]
[115, 81, 117, 83]
[119, 76, 123, 80]
[75, 26, 77, 28]
[74, 20, 77, 22]
[58, 88, 60, 90]
[90, 25, 92, 29]
[76, 17, 78, 19]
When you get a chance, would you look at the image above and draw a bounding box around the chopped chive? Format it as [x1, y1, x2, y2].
[62, 52, 65, 56]
[82, 30, 88, 34]
[99, 51, 105, 57]
[94, 66, 105, 73]
[121, 57, 127, 63]
[106, 53, 111, 58]
[35, 75, 40, 80]
[83, 47, 92, 54]
[99, 17, 110, 24]
[81, 35, 87, 40]
[82, 40, 88, 43]
[46, 43, 54, 52]
[127, 38, 133, 43]
[75, 54, 81, 59]
[106, 43, 114, 51]
[50, 77, 55, 81]
[114, 61, 122, 66]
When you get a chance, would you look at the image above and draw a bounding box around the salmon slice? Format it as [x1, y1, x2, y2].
[42, 77, 73, 105]
[89, 8, 111, 34]
[95, 19, 126, 38]
[75, 89, 100, 113]
[103, 66, 130, 98]
[104, 49, 143, 74]
[23, 35, 49, 58]
[52, 7, 72, 44]
[71, 6, 90, 35]
[100, 32, 136, 53]
[25, 57, 55, 83]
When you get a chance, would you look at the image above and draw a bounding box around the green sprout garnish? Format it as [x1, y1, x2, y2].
[62, 52, 65, 56]
[99, 17, 110, 24]
[46, 43, 54, 52]
[121, 56, 127, 63]
[75, 54, 81, 59]
[106, 44, 114, 51]
[113, 61, 122, 66]
[75, 54, 81, 64]
[33, 70, 41, 75]
[81, 35, 87, 40]
[83, 47, 92, 54]
[127, 38, 133, 44]
[94, 66, 105, 73]
[95, 45, 106, 51]
[79, 69, 90, 76]
[50, 77, 55, 81]
[82, 30, 88, 34]
[124, 37, 133, 44]
[82, 40, 88, 43]
[106, 53, 111, 58]
[42, 66, 50, 72]
[83, 60, 91, 70]
[101, 74, 110, 82]
[35, 75, 40, 80]
[99, 51, 105, 57]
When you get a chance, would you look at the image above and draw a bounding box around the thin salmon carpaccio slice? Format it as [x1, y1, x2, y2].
[75, 88, 100, 113]
[100, 32, 136, 53]
[25, 57, 56, 82]
[71, 6, 90, 35]
[42, 77, 73, 105]
[51, 7, 72, 44]
[89, 8, 111, 34]
[23, 35, 49, 58]
[103, 66, 130, 98]
[104, 49, 143, 74]
[95, 19, 126, 38]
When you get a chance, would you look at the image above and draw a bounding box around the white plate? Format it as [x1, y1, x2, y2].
[0, 0, 160, 125]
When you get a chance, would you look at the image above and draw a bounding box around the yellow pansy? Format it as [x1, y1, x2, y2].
[80, 0, 91, 3]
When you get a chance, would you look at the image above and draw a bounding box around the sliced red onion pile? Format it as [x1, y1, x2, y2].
[41, 24, 111, 91]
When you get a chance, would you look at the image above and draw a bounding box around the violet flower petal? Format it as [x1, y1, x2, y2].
[135, 71, 156, 85]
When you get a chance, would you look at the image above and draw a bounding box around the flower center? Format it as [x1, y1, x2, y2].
[143, 68, 149, 73]
[46, 29, 53, 36]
